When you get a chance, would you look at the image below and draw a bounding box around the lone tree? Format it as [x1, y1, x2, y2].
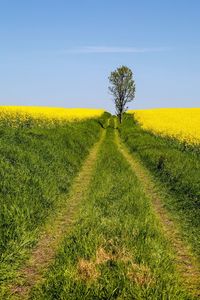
[108, 65, 135, 123]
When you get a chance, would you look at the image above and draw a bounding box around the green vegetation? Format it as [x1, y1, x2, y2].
[119, 114, 200, 258]
[30, 124, 190, 299]
[0, 113, 199, 299]
[0, 116, 106, 287]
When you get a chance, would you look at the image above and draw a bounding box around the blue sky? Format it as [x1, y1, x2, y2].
[0, 0, 199, 112]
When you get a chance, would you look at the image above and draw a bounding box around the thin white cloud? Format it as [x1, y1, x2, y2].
[59, 46, 171, 54]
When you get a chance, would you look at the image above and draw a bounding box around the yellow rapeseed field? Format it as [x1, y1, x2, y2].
[128, 108, 200, 146]
[0, 106, 104, 126]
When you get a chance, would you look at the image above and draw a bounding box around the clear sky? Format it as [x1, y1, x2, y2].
[0, 0, 200, 112]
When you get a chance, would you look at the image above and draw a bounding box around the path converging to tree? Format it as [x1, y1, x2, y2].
[5, 117, 199, 299]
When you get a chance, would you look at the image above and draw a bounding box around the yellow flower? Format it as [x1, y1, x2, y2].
[128, 108, 200, 146]
[0, 106, 105, 126]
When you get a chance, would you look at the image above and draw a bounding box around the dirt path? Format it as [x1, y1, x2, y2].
[10, 129, 106, 300]
[115, 127, 200, 298]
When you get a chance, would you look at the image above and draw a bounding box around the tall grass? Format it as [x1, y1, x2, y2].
[30, 126, 191, 299]
[0, 115, 107, 288]
[119, 114, 200, 258]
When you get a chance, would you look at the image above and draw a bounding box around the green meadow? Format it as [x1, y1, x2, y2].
[0, 113, 199, 299]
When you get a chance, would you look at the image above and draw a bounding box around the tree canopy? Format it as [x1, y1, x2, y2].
[108, 66, 135, 123]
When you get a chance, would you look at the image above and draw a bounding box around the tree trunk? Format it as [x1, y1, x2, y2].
[118, 113, 122, 124]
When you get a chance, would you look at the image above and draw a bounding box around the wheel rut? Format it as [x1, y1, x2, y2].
[10, 129, 106, 299]
[115, 127, 200, 298]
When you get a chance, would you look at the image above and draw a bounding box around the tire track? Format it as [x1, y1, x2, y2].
[10, 128, 106, 300]
[115, 126, 200, 298]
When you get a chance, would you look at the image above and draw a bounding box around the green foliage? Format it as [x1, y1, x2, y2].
[30, 127, 190, 299]
[0, 117, 104, 285]
[120, 115, 200, 258]
[108, 66, 135, 123]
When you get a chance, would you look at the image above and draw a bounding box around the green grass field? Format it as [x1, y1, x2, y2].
[0, 116, 107, 295]
[0, 114, 199, 299]
[119, 115, 200, 259]
[29, 123, 191, 299]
